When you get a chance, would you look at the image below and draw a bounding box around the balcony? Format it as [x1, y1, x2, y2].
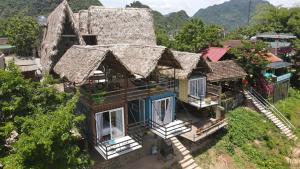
[148, 120, 192, 139]
[187, 84, 221, 108]
[80, 76, 176, 104]
[95, 122, 145, 160]
[276, 73, 291, 82]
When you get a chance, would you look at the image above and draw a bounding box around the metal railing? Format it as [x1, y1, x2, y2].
[248, 87, 295, 129]
[81, 78, 176, 104]
[192, 118, 227, 142]
[187, 83, 221, 108]
[147, 120, 192, 139]
[96, 122, 145, 159]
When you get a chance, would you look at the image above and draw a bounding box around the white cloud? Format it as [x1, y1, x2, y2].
[100, 0, 300, 16]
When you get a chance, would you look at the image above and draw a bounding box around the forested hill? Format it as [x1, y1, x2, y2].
[193, 0, 270, 31]
[126, 1, 189, 36]
[0, 0, 102, 19]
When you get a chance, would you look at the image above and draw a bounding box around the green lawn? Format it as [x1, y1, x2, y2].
[275, 88, 300, 137]
[193, 88, 300, 169]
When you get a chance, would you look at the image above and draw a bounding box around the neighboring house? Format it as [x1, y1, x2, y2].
[254, 32, 297, 59]
[41, 1, 192, 165]
[205, 60, 248, 111]
[4, 55, 42, 80]
[201, 47, 230, 62]
[0, 37, 15, 55]
[161, 51, 230, 142]
[258, 53, 292, 103]
[222, 40, 243, 48]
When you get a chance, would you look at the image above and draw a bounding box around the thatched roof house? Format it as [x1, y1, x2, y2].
[75, 6, 156, 45]
[107, 45, 181, 78]
[41, 0, 83, 72]
[53, 45, 132, 86]
[160, 51, 201, 79]
[54, 45, 181, 82]
[206, 60, 247, 82]
[41, 1, 157, 73]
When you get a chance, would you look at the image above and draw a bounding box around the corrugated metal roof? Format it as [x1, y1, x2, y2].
[256, 33, 296, 39]
[202, 47, 229, 62]
[266, 61, 292, 69]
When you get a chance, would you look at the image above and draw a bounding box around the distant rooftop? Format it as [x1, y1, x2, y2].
[202, 47, 229, 62]
[256, 32, 296, 39]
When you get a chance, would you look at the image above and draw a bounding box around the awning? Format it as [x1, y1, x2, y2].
[266, 61, 293, 69]
[0, 45, 15, 50]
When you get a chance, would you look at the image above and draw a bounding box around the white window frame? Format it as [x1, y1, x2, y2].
[95, 107, 125, 140]
[188, 77, 206, 99]
[152, 97, 173, 124]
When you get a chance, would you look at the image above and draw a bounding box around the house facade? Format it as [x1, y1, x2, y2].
[41, 1, 191, 165]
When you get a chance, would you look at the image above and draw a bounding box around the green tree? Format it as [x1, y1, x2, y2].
[230, 41, 269, 83]
[173, 19, 222, 52]
[0, 64, 91, 168]
[2, 93, 91, 169]
[5, 16, 39, 56]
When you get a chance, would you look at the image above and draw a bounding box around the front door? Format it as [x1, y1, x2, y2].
[152, 97, 173, 125]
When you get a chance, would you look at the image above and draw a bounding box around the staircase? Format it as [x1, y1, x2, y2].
[244, 89, 297, 140]
[170, 137, 202, 169]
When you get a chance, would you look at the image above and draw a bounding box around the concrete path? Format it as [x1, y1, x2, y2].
[170, 137, 202, 169]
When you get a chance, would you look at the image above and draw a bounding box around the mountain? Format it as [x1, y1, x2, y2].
[126, 1, 189, 36]
[0, 0, 102, 19]
[193, 0, 270, 31]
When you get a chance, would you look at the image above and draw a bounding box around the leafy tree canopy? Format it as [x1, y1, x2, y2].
[171, 19, 222, 52]
[4, 16, 39, 56]
[230, 41, 269, 82]
[0, 63, 91, 169]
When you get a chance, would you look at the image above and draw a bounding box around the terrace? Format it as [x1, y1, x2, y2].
[187, 83, 221, 109]
[80, 71, 176, 105]
[177, 105, 227, 142]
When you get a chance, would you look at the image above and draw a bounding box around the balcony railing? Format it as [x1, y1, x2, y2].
[147, 119, 192, 139]
[187, 84, 221, 108]
[180, 118, 228, 142]
[81, 77, 176, 104]
[95, 122, 145, 160]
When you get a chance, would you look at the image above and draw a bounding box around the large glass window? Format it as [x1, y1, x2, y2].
[95, 108, 125, 142]
[152, 97, 173, 125]
[188, 77, 206, 99]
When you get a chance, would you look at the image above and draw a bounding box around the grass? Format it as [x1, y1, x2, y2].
[275, 88, 300, 137]
[194, 89, 300, 169]
[194, 107, 295, 169]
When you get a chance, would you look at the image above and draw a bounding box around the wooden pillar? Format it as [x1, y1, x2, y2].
[173, 68, 176, 92]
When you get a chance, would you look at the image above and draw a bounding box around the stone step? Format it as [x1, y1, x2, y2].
[181, 159, 195, 168]
[185, 163, 199, 169]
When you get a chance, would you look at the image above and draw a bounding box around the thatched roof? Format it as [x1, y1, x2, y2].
[206, 60, 247, 82]
[107, 45, 181, 78]
[160, 51, 201, 79]
[5, 56, 40, 72]
[77, 6, 156, 45]
[53, 45, 132, 86]
[41, 0, 83, 72]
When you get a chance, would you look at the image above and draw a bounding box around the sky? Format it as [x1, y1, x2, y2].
[100, 0, 300, 16]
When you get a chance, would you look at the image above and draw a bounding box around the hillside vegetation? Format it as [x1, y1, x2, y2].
[193, 0, 269, 31]
[194, 89, 300, 169]
[0, 0, 102, 18]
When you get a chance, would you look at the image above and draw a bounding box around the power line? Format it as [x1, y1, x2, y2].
[247, 0, 252, 25]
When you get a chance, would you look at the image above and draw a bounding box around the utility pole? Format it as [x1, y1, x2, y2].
[247, 0, 252, 25]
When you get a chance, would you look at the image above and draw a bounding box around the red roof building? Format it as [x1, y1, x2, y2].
[263, 53, 283, 63]
[202, 47, 229, 62]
